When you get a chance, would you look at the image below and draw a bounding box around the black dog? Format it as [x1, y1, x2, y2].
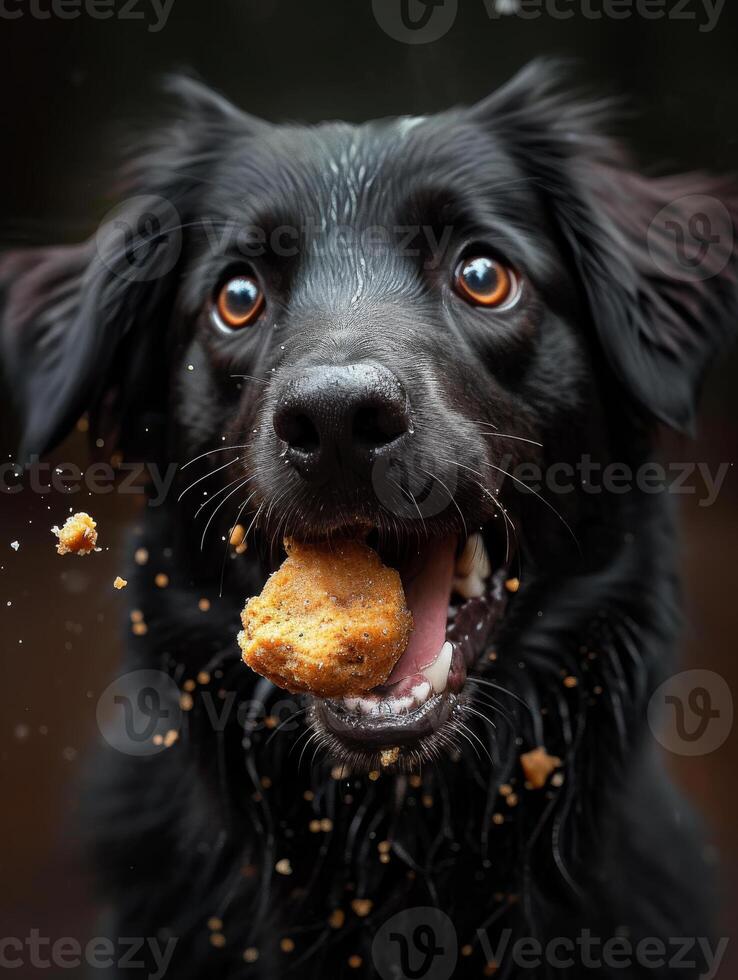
[2, 61, 736, 978]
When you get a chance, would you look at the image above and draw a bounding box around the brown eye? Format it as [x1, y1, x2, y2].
[454, 255, 518, 308]
[214, 275, 264, 330]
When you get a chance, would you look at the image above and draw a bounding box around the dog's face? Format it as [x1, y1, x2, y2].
[3, 63, 736, 768]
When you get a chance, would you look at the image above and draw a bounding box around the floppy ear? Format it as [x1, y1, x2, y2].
[1, 74, 265, 460]
[472, 60, 738, 433]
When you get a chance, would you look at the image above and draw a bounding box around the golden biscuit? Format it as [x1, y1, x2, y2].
[238, 538, 412, 697]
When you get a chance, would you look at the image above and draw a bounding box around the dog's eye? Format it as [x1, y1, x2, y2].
[213, 275, 264, 330]
[454, 256, 518, 308]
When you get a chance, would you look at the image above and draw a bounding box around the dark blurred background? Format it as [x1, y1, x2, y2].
[0, 0, 736, 974]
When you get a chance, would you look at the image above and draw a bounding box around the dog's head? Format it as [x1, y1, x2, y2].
[3, 62, 736, 767]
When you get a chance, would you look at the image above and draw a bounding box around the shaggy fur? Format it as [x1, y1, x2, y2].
[2, 61, 736, 978]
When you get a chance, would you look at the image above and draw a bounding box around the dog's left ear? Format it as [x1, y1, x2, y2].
[471, 60, 738, 433]
[1, 74, 266, 460]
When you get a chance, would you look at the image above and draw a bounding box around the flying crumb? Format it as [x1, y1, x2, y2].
[134, 547, 149, 566]
[243, 948, 259, 963]
[275, 858, 292, 876]
[280, 938, 295, 953]
[328, 909, 345, 929]
[520, 746, 562, 789]
[350, 899, 373, 917]
[348, 955, 362, 968]
[113, 576, 128, 590]
[154, 573, 169, 588]
[563, 676, 578, 689]
[504, 577, 520, 593]
[52, 513, 97, 556]
[10, 541, 19, 551]
[379, 746, 400, 767]
[209, 933, 225, 949]
[198, 598, 211, 611]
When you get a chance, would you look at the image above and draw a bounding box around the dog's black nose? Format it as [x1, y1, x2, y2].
[273, 363, 410, 482]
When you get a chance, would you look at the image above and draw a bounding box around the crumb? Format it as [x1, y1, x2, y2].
[275, 858, 292, 876]
[243, 948, 259, 963]
[520, 746, 561, 789]
[280, 938, 295, 953]
[163, 729, 179, 748]
[179, 693, 193, 711]
[504, 577, 520, 593]
[348, 955, 362, 968]
[155, 573, 169, 588]
[52, 513, 97, 556]
[132, 622, 148, 636]
[134, 547, 149, 566]
[563, 675, 578, 689]
[207, 917, 223, 932]
[113, 576, 127, 590]
[10, 541, 19, 551]
[350, 899, 372, 917]
[328, 909, 345, 929]
[197, 671, 210, 685]
[379, 746, 400, 767]
[209, 933, 226, 949]
[198, 598, 211, 612]
[230, 524, 246, 548]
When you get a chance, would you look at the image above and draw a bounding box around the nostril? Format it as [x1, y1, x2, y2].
[277, 411, 320, 454]
[352, 402, 408, 450]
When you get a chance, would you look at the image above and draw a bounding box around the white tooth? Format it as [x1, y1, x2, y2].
[422, 641, 453, 694]
[343, 697, 361, 712]
[455, 532, 491, 580]
[452, 570, 486, 600]
[410, 681, 431, 704]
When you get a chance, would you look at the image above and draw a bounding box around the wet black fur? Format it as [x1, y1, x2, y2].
[2, 61, 736, 978]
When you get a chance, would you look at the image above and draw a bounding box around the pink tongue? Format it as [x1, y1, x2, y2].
[384, 535, 457, 686]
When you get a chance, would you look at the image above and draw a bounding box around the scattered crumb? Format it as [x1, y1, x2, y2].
[155, 573, 169, 588]
[328, 909, 345, 929]
[368, 770, 380, 781]
[275, 858, 292, 876]
[243, 948, 259, 963]
[207, 917, 223, 932]
[350, 899, 373, 917]
[113, 576, 127, 590]
[197, 671, 211, 685]
[130, 609, 144, 623]
[198, 598, 211, 612]
[520, 746, 562, 789]
[230, 524, 246, 548]
[134, 547, 149, 566]
[132, 622, 148, 636]
[10, 541, 19, 551]
[179, 693, 194, 711]
[504, 577, 520, 593]
[348, 955, 362, 968]
[183, 679, 196, 692]
[379, 746, 400, 767]
[209, 933, 226, 949]
[280, 938, 295, 953]
[163, 729, 179, 748]
[52, 513, 97, 556]
[461, 944, 473, 956]
[563, 676, 578, 689]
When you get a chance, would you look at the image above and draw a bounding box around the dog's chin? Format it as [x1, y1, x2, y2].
[299, 524, 512, 774]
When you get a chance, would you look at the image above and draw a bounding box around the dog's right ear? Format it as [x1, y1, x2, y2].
[1, 74, 266, 461]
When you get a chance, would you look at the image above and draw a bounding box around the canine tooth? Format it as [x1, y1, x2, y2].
[452, 570, 486, 600]
[422, 641, 453, 694]
[455, 533, 491, 579]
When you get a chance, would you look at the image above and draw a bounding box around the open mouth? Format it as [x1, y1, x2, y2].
[310, 528, 512, 768]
